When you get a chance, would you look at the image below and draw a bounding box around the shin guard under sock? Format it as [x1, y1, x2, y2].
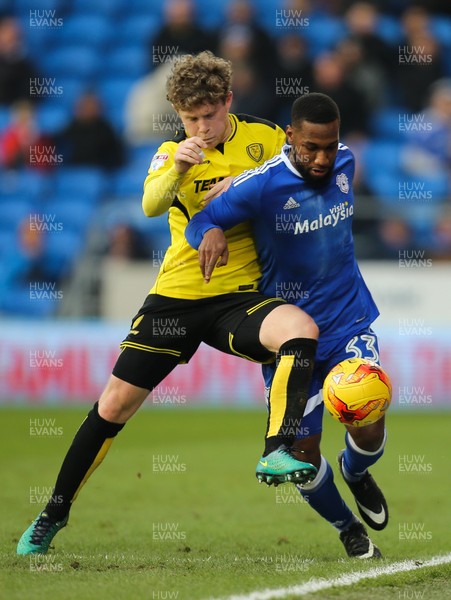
[45, 402, 124, 520]
[265, 337, 317, 455]
[296, 456, 356, 532]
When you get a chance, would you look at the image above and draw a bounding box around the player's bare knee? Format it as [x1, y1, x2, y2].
[346, 417, 385, 451]
[98, 376, 149, 424]
[260, 305, 318, 350]
[291, 311, 319, 340]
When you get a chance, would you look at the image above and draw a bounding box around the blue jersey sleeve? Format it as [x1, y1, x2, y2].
[185, 171, 263, 249]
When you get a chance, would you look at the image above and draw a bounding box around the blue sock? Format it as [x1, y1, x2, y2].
[296, 456, 356, 532]
[341, 429, 387, 482]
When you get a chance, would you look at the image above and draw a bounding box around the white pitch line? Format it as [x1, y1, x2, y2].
[211, 553, 451, 600]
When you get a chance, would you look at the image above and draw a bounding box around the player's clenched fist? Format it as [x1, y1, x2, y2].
[174, 136, 207, 174]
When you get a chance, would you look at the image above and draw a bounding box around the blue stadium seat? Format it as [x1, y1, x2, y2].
[39, 45, 101, 80]
[116, 14, 162, 45]
[369, 108, 407, 141]
[361, 141, 404, 176]
[301, 16, 347, 54]
[71, 0, 126, 17]
[104, 105, 127, 134]
[431, 16, 451, 47]
[35, 103, 71, 134]
[98, 76, 138, 124]
[140, 213, 171, 252]
[53, 167, 107, 203]
[0, 231, 16, 257]
[101, 199, 170, 251]
[59, 15, 113, 49]
[0, 169, 48, 203]
[123, 0, 163, 22]
[255, 0, 285, 32]
[0, 283, 59, 318]
[194, 0, 229, 28]
[0, 201, 36, 234]
[41, 200, 95, 234]
[375, 15, 403, 45]
[1, 169, 53, 202]
[103, 46, 150, 78]
[127, 142, 159, 171]
[0, 106, 11, 133]
[14, 0, 64, 12]
[366, 172, 400, 203]
[42, 230, 85, 278]
[112, 165, 146, 198]
[17, 14, 56, 55]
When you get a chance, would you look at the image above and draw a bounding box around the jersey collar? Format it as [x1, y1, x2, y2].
[281, 144, 304, 179]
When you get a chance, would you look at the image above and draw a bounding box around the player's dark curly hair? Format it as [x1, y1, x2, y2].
[166, 51, 232, 111]
[291, 92, 340, 126]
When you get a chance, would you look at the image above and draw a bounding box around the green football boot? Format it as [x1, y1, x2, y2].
[256, 445, 317, 486]
[17, 511, 68, 555]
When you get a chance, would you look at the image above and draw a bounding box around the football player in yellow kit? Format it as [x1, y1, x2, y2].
[17, 51, 318, 555]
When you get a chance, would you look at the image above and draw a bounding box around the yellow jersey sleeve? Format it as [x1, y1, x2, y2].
[142, 114, 286, 299]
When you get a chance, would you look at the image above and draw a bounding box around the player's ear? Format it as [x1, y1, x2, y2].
[225, 90, 233, 109]
[286, 124, 293, 143]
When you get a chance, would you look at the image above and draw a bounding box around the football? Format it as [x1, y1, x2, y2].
[322, 358, 392, 427]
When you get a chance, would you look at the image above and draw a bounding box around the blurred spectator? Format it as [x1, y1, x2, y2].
[220, 0, 276, 77]
[311, 52, 370, 139]
[343, 2, 394, 83]
[396, 31, 445, 112]
[125, 61, 180, 144]
[149, 0, 216, 69]
[230, 62, 276, 120]
[0, 17, 39, 106]
[396, 6, 446, 112]
[217, 25, 254, 69]
[401, 78, 451, 188]
[0, 217, 54, 296]
[106, 224, 151, 260]
[282, 0, 312, 15]
[377, 218, 416, 259]
[272, 33, 314, 126]
[56, 92, 124, 168]
[217, 24, 274, 119]
[399, 5, 430, 40]
[0, 100, 54, 171]
[336, 37, 385, 111]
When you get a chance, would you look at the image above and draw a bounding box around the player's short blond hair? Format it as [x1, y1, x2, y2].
[166, 50, 232, 111]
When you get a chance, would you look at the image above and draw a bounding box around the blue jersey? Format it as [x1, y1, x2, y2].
[185, 144, 379, 343]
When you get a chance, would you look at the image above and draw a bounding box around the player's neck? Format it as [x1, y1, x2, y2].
[220, 115, 233, 143]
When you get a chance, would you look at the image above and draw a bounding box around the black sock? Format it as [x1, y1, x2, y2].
[45, 402, 124, 520]
[264, 337, 317, 455]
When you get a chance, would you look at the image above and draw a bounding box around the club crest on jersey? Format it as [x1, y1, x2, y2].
[150, 153, 169, 171]
[246, 143, 264, 163]
[336, 172, 349, 194]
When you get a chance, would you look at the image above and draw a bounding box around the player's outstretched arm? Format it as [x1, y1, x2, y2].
[203, 176, 234, 205]
[185, 175, 260, 248]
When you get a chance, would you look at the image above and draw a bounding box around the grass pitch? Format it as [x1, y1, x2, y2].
[1, 407, 450, 600]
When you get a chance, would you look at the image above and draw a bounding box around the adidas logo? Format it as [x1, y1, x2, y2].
[283, 197, 300, 210]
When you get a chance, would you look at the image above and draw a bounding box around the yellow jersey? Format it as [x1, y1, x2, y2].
[143, 113, 286, 299]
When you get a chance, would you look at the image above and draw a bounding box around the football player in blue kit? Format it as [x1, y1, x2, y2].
[185, 93, 389, 559]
